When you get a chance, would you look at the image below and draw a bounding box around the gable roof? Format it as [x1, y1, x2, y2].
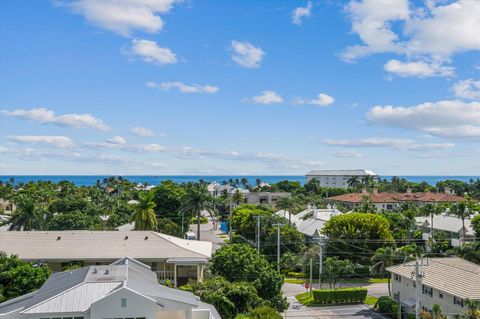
[1, 257, 220, 318]
[0, 231, 212, 261]
[415, 214, 475, 236]
[387, 257, 480, 300]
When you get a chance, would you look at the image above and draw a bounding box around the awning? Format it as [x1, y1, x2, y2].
[166, 257, 208, 265]
[402, 297, 416, 308]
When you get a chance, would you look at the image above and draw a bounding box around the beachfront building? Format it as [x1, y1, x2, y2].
[0, 231, 212, 287]
[275, 204, 342, 238]
[305, 169, 377, 188]
[328, 189, 464, 211]
[0, 256, 220, 319]
[246, 192, 291, 206]
[387, 257, 480, 318]
[207, 182, 249, 197]
[415, 213, 477, 247]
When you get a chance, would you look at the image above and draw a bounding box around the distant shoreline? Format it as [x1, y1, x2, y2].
[1, 175, 479, 187]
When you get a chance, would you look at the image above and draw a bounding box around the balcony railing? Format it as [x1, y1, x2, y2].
[156, 271, 175, 283]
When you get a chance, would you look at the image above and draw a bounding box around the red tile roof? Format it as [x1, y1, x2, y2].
[328, 192, 464, 204]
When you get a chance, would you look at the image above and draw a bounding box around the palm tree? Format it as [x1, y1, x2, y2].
[347, 176, 360, 189]
[371, 246, 397, 295]
[240, 177, 249, 188]
[276, 197, 294, 224]
[361, 175, 374, 188]
[231, 189, 245, 206]
[308, 177, 321, 194]
[8, 194, 46, 231]
[130, 191, 157, 231]
[451, 200, 473, 245]
[180, 184, 214, 240]
[421, 203, 443, 239]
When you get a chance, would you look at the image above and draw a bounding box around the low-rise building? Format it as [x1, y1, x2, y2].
[207, 182, 249, 197]
[0, 256, 220, 319]
[246, 192, 291, 206]
[328, 189, 463, 211]
[387, 257, 480, 318]
[275, 204, 342, 238]
[415, 213, 477, 247]
[0, 231, 212, 287]
[305, 169, 377, 188]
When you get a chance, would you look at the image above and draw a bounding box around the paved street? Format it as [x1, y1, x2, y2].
[189, 218, 226, 251]
[282, 282, 389, 319]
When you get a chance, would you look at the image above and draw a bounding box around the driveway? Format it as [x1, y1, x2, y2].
[282, 283, 389, 319]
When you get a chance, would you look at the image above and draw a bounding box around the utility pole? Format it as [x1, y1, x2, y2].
[253, 215, 265, 253]
[309, 257, 313, 297]
[273, 223, 284, 273]
[318, 237, 324, 289]
[405, 257, 428, 319]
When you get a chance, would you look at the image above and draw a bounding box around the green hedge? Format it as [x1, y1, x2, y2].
[376, 296, 398, 315]
[312, 288, 367, 304]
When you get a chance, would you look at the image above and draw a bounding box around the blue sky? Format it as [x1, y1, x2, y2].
[1, 0, 479, 175]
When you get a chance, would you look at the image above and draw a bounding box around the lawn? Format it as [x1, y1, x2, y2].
[364, 295, 378, 305]
[285, 277, 388, 285]
[284, 278, 306, 284]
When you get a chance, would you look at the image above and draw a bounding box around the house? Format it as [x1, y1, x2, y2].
[415, 213, 477, 247]
[305, 169, 377, 188]
[246, 192, 291, 206]
[0, 231, 212, 287]
[387, 257, 480, 318]
[0, 198, 15, 215]
[0, 256, 220, 319]
[275, 204, 342, 238]
[328, 189, 464, 211]
[207, 182, 249, 197]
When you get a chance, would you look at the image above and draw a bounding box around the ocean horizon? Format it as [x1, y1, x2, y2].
[1, 175, 479, 187]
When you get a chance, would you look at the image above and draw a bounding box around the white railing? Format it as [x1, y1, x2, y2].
[156, 271, 175, 283]
[451, 238, 461, 247]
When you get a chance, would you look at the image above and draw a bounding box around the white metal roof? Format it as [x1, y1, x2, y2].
[21, 282, 121, 314]
[415, 214, 475, 236]
[387, 257, 480, 300]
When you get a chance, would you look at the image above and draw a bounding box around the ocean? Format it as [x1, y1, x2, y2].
[0, 175, 479, 186]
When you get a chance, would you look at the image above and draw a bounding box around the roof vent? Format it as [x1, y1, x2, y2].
[144, 236, 148, 240]
[105, 269, 109, 275]
[124, 236, 128, 240]
[56, 236, 61, 240]
[93, 268, 98, 274]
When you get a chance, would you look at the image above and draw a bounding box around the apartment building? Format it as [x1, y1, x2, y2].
[305, 169, 377, 188]
[387, 257, 480, 318]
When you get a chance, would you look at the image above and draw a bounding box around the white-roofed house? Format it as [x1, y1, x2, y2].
[0, 231, 213, 287]
[415, 213, 477, 247]
[0, 256, 220, 319]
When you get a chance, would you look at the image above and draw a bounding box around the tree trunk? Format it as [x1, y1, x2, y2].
[388, 277, 391, 296]
[197, 210, 201, 241]
[431, 212, 434, 239]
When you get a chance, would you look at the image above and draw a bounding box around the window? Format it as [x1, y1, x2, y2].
[394, 274, 402, 282]
[121, 298, 127, 308]
[422, 285, 433, 297]
[439, 292, 443, 299]
[454, 296, 464, 307]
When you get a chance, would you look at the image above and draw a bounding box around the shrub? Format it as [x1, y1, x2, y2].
[235, 306, 282, 319]
[377, 296, 398, 315]
[312, 288, 367, 304]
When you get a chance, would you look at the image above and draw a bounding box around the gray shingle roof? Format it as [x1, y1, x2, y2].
[0, 231, 212, 261]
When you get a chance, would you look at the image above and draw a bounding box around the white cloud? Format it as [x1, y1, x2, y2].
[250, 91, 284, 104]
[0, 108, 110, 131]
[231, 41, 265, 68]
[367, 100, 480, 139]
[324, 137, 454, 151]
[0, 146, 8, 153]
[292, 1, 313, 25]
[84, 141, 167, 153]
[7, 135, 74, 148]
[107, 136, 127, 144]
[294, 93, 335, 106]
[147, 81, 219, 93]
[343, 0, 480, 64]
[332, 150, 364, 158]
[64, 0, 179, 36]
[130, 126, 156, 137]
[130, 39, 177, 65]
[452, 79, 480, 100]
[384, 59, 454, 77]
